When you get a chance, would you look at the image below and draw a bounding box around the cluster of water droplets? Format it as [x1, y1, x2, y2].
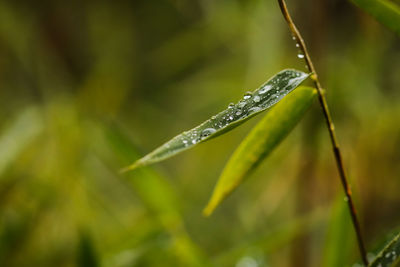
[384, 249, 397, 263]
[291, 36, 304, 59]
[291, 35, 309, 70]
[166, 70, 307, 150]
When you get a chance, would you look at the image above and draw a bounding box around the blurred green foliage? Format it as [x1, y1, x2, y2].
[0, 0, 399, 266]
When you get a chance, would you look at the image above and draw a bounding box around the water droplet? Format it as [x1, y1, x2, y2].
[386, 252, 391, 258]
[243, 92, 252, 100]
[236, 111, 242, 116]
[248, 107, 262, 113]
[292, 36, 296, 40]
[367, 253, 375, 262]
[201, 128, 216, 138]
[211, 115, 216, 120]
[191, 139, 197, 144]
[228, 103, 234, 109]
[236, 256, 258, 267]
[295, 43, 300, 48]
[253, 95, 261, 103]
[229, 116, 234, 120]
[297, 53, 305, 59]
[238, 101, 246, 108]
[259, 85, 271, 94]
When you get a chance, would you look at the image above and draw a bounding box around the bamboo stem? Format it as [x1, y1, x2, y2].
[276, 0, 368, 265]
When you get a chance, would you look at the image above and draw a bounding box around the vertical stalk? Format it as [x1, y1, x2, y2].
[276, 0, 369, 265]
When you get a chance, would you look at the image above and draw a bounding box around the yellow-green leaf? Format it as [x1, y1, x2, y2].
[203, 86, 317, 216]
[351, 0, 400, 35]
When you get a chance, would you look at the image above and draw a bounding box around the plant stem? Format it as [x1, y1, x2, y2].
[277, 0, 369, 265]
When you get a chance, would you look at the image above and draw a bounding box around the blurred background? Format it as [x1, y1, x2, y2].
[0, 0, 399, 266]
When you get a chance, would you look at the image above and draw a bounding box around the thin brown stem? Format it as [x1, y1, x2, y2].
[277, 0, 369, 265]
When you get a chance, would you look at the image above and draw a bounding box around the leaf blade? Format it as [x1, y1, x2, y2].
[122, 69, 309, 172]
[369, 232, 400, 267]
[203, 86, 317, 216]
[321, 194, 355, 267]
[350, 0, 400, 36]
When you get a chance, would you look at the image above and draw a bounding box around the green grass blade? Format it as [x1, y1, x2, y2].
[321, 195, 355, 267]
[350, 0, 400, 35]
[213, 206, 326, 266]
[95, 124, 209, 266]
[203, 86, 317, 216]
[122, 69, 309, 172]
[368, 232, 400, 267]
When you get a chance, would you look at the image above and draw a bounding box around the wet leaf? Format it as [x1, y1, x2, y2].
[122, 69, 309, 172]
[350, 0, 400, 36]
[203, 86, 317, 216]
[368, 232, 400, 267]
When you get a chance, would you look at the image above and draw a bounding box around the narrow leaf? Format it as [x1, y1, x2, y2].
[203, 86, 317, 216]
[122, 69, 309, 172]
[321, 194, 355, 267]
[350, 0, 400, 35]
[369, 232, 400, 267]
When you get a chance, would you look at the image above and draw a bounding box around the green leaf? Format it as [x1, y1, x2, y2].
[122, 69, 309, 172]
[213, 207, 325, 266]
[321, 194, 355, 267]
[203, 86, 317, 216]
[369, 232, 400, 267]
[350, 0, 400, 35]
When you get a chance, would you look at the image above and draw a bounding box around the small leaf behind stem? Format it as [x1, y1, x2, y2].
[122, 69, 309, 172]
[351, 0, 400, 36]
[203, 86, 317, 216]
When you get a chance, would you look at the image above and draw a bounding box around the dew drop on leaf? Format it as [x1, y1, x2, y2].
[243, 92, 252, 100]
[238, 101, 246, 108]
[201, 128, 216, 138]
[248, 107, 262, 113]
[259, 85, 271, 94]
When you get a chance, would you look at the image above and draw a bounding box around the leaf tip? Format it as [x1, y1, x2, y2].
[202, 204, 215, 217]
[119, 162, 141, 173]
[202, 194, 223, 217]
